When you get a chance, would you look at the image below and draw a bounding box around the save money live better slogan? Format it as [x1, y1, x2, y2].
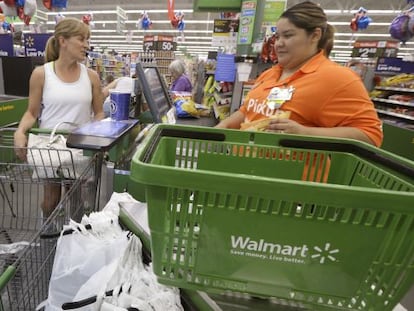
[24, 33, 51, 57]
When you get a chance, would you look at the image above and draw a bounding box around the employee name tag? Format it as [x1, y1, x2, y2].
[266, 86, 294, 110]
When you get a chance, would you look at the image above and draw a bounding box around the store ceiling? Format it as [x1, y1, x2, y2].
[21, 0, 414, 61]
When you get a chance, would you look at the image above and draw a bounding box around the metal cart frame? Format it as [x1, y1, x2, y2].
[0, 128, 101, 311]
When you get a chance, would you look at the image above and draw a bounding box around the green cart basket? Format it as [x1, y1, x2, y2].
[130, 124, 414, 311]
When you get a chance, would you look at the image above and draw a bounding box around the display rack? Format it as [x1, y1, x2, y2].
[369, 71, 414, 160]
[87, 52, 130, 83]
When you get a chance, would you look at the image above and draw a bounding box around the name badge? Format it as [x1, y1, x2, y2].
[266, 86, 295, 109]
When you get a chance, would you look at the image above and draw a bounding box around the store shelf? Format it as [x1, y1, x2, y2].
[372, 97, 414, 108]
[375, 86, 414, 93]
[376, 109, 414, 122]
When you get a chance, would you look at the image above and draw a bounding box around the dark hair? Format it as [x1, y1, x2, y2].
[45, 18, 90, 62]
[280, 1, 335, 55]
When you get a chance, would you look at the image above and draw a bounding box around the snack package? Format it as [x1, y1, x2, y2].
[240, 110, 291, 131]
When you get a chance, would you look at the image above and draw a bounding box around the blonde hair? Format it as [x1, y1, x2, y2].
[280, 1, 335, 56]
[45, 18, 90, 62]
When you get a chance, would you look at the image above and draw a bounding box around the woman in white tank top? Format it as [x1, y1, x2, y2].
[14, 18, 105, 221]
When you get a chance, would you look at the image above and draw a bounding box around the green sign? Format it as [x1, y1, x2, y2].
[263, 0, 286, 24]
[237, 0, 258, 45]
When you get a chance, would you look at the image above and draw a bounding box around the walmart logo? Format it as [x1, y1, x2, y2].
[311, 243, 339, 264]
[230, 235, 339, 265]
[25, 36, 34, 47]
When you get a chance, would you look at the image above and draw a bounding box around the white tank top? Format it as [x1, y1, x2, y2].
[39, 62, 93, 130]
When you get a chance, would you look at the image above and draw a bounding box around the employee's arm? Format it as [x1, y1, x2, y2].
[216, 110, 245, 129]
[88, 69, 105, 121]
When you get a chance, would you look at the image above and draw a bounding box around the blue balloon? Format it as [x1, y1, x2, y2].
[142, 17, 151, 30]
[358, 16, 372, 30]
[178, 20, 185, 32]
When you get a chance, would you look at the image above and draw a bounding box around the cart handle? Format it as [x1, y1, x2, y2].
[142, 127, 414, 179]
[141, 127, 225, 163]
[279, 139, 414, 179]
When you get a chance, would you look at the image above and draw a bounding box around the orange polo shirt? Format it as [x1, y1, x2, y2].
[239, 51, 383, 147]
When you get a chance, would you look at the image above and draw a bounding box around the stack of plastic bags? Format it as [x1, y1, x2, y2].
[42, 192, 184, 311]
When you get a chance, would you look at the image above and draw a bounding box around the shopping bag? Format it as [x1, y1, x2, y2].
[26, 122, 89, 179]
[44, 212, 130, 311]
[58, 192, 184, 311]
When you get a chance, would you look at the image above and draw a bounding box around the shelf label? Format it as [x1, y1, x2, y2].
[351, 40, 399, 58]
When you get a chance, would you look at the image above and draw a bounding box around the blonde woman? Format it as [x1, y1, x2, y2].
[14, 17, 104, 220]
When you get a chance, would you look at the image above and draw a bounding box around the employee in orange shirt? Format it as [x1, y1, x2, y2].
[217, 1, 383, 147]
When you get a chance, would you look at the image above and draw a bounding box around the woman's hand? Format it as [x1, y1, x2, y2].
[14, 130, 28, 162]
[267, 118, 307, 134]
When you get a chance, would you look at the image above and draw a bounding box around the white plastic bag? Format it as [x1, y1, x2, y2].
[45, 217, 129, 311]
[27, 122, 89, 179]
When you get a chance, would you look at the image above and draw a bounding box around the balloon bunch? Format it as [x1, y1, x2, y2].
[137, 11, 152, 31]
[350, 7, 372, 32]
[0, 13, 13, 32]
[0, 0, 37, 26]
[389, 6, 414, 43]
[171, 10, 184, 32]
[42, 0, 67, 11]
[167, 0, 185, 40]
[82, 12, 94, 28]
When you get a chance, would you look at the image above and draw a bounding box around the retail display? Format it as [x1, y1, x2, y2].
[369, 72, 414, 160]
[370, 73, 414, 127]
[87, 51, 130, 84]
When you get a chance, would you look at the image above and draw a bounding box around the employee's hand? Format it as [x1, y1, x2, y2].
[14, 131, 28, 162]
[267, 118, 306, 135]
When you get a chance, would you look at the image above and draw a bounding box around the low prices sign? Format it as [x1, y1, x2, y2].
[143, 35, 176, 51]
[351, 40, 399, 58]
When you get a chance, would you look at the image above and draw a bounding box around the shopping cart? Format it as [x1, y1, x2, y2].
[0, 127, 100, 311]
[130, 124, 414, 311]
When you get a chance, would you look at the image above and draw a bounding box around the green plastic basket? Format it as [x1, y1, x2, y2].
[130, 124, 414, 311]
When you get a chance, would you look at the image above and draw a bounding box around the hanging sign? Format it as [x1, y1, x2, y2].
[351, 40, 399, 58]
[116, 6, 127, 34]
[24, 33, 51, 57]
[0, 34, 14, 56]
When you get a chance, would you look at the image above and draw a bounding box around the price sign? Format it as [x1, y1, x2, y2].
[155, 35, 177, 51]
[143, 35, 176, 51]
[143, 35, 155, 51]
[351, 40, 399, 58]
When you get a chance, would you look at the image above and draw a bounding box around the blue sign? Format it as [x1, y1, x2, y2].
[24, 33, 51, 57]
[0, 34, 14, 56]
[376, 57, 414, 74]
[215, 53, 236, 82]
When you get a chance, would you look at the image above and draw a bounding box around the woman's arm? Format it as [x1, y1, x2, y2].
[267, 118, 377, 146]
[14, 66, 44, 160]
[215, 110, 245, 129]
[102, 77, 120, 98]
[88, 68, 105, 121]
